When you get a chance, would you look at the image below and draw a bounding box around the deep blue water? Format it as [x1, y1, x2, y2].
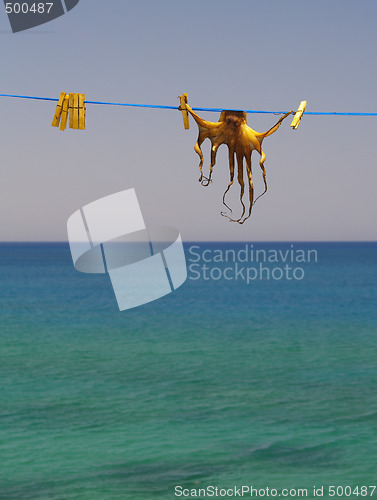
[0, 242, 376, 499]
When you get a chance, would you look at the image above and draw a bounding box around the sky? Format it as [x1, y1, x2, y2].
[1, 0, 377, 241]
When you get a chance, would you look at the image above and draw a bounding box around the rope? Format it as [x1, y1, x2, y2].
[1, 93, 377, 116]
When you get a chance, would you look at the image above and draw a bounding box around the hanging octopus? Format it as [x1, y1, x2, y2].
[183, 103, 293, 224]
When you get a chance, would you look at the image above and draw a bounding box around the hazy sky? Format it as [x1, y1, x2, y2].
[1, 0, 377, 241]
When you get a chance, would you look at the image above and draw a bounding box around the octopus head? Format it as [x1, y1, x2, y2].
[220, 110, 247, 131]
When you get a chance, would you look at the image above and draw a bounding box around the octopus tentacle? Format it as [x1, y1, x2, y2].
[202, 145, 216, 185]
[194, 136, 205, 182]
[253, 150, 268, 205]
[195, 128, 216, 182]
[222, 151, 246, 223]
[197, 126, 225, 184]
[222, 148, 235, 213]
[186, 104, 222, 131]
[240, 154, 254, 224]
[236, 151, 246, 222]
[257, 111, 293, 139]
[207, 139, 224, 185]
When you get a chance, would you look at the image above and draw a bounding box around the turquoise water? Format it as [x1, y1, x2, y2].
[0, 242, 376, 499]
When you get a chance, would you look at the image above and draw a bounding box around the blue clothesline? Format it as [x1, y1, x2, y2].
[1, 93, 377, 116]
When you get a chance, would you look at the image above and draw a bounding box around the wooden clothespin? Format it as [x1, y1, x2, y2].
[51, 92, 66, 127]
[291, 100, 307, 130]
[178, 93, 189, 129]
[68, 93, 74, 129]
[78, 94, 86, 130]
[69, 93, 80, 129]
[60, 94, 70, 131]
[52, 92, 86, 131]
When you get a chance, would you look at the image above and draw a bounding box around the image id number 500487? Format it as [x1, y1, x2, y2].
[328, 485, 376, 496]
[5, 3, 53, 14]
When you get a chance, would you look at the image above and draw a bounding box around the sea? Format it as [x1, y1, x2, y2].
[0, 242, 376, 500]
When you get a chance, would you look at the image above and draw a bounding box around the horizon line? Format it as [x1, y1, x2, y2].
[0, 240, 376, 244]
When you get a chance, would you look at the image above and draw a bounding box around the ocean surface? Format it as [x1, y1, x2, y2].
[0, 242, 376, 500]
